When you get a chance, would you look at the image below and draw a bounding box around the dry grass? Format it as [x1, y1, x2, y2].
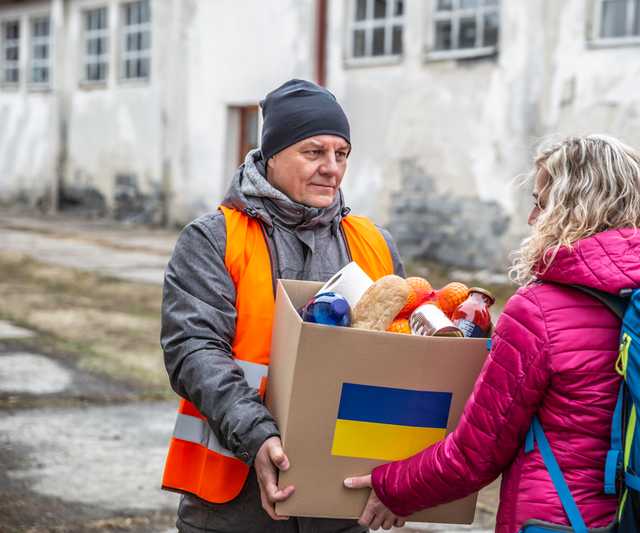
[0, 251, 171, 397]
[0, 248, 517, 401]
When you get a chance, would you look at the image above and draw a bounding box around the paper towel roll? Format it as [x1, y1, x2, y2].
[316, 262, 373, 309]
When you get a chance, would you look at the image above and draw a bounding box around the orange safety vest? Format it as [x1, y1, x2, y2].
[162, 205, 393, 503]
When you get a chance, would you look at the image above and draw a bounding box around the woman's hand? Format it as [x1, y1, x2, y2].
[344, 474, 406, 530]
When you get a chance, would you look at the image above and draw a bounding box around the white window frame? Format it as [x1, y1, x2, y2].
[345, 0, 405, 67]
[119, 0, 151, 82]
[426, 0, 500, 61]
[590, 0, 640, 48]
[82, 6, 109, 85]
[28, 14, 51, 89]
[1, 19, 20, 87]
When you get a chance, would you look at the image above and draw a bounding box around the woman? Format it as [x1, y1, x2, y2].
[345, 135, 640, 531]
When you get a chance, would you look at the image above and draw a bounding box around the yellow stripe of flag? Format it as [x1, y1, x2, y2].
[331, 419, 447, 461]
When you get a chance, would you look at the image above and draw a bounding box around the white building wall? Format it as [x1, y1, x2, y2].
[64, 0, 171, 217]
[0, 0, 168, 215]
[327, 0, 640, 240]
[1, 0, 639, 252]
[542, 0, 640, 147]
[172, 0, 316, 222]
[0, 0, 317, 223]
[0, 0, 58, 205]
[327, 0, 518, 227]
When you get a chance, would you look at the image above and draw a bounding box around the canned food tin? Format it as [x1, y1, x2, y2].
[410, 304, 463, 337]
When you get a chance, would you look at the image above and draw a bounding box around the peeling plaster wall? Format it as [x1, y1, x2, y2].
[64, 0, 166, 214]
[0, 0, 167, 215]
[0, 0, 316, 222]
[543, 1, 640, 148]
[326, 0, 640, 255]
[0, 0, 57, 205]
[326, 0, 541, 231]
[0, 92, 55, 203]
[174, 0, 316, 222]
[1, 0, 638, 248]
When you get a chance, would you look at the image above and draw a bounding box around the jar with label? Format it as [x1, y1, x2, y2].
[451, 288, 495, 338]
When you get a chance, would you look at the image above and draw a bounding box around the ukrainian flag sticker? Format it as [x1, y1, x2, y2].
[331, 383, 452, 462]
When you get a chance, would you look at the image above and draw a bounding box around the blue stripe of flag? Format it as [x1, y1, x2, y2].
[337, 383, 452, 429]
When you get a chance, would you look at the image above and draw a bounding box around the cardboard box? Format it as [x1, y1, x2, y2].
[266, 279, 489, 523]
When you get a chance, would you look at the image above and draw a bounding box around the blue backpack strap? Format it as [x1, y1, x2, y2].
[604, 383, 624, 495]
[625, 471, 640, 491]
[525, 416, 588, 533]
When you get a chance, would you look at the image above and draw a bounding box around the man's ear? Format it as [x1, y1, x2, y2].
[266, 156, 276, 180]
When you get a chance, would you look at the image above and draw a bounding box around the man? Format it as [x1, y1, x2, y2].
[161, 79, 405, 533]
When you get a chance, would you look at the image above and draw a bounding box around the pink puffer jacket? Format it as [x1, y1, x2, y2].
[372, 228, 640, 532]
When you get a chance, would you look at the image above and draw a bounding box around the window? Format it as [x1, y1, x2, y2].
[349, 0, 404, 60]
[593, 0, 640, 45]
[121, 0, 151, 80]
[83, 7, 108, 83]
[430, 0, 499, 59]
[30, 16, 50, 86]
[2, 20, 19, 85]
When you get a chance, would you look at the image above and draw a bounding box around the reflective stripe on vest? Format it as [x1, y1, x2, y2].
[162, 205, 394, 503]
[173, 414, 235, 458]
[236, 358, 270, 397]
[172, 359, 269, 457]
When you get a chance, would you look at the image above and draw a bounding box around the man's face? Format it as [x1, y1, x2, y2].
[266, 135, 350, 208]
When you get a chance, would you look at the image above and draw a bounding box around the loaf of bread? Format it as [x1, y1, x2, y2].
[352, 275, 410, 331]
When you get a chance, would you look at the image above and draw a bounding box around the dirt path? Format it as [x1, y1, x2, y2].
[0, 332, 179, 532]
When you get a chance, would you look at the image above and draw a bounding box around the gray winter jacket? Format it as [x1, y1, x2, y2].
[161, 150, 405, 466]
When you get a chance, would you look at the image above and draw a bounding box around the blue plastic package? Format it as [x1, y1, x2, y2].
[300, 291, 351, 327]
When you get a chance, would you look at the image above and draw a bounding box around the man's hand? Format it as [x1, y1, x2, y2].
[344, 474, 406, 530]
[255, 436, 295, 520]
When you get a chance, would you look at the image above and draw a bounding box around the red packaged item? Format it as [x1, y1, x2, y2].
[451, 287, 495, 338]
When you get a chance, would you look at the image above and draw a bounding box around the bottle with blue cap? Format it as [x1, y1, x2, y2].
[300, 292, 351, 327]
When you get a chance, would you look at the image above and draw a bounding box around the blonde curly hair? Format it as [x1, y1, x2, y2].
[509, 135, 640, 285]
